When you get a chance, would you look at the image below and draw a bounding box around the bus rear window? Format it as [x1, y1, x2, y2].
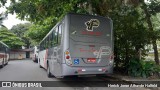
[69, 14, 112, 38]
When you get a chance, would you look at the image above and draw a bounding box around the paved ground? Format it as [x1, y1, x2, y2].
[0, 59, 155, 90]
[0, 60, 52, 81]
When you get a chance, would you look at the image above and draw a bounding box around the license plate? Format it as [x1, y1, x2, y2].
[87, 58, 96, 63]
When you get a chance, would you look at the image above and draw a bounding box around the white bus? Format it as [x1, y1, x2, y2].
[38, 13, 114, 78]
[0, 41, 9, 68]
[32, 46, 39, 62]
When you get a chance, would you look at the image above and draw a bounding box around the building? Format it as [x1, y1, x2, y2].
[9, 49, 33, 60]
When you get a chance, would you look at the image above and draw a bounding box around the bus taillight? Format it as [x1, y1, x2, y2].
[66, 56, 70, 59]
[65, 50, 72, 65]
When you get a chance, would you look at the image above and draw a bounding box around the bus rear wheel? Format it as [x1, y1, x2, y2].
[6, 61, 8, 65]
[39, 60, 42, 68]
[0, 60, 4, 68]
[47, 63, 52, 78]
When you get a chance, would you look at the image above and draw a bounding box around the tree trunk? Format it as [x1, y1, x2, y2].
[152, 40, 159, 64]
[88, 0, 93, 14]
[142, 3, 159, 65]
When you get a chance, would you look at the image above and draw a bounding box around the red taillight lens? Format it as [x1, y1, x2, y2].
[66, 56, 70, 59]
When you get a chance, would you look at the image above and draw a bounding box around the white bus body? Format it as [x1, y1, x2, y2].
[0, 41, 9, 68]
[32, 46, 39, 62]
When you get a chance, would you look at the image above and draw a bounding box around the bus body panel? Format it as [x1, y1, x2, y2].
[48, 21, 65, 77]
[32, 46, 39, 62]
[0, 41, 9, 68]
[38, 49, 47, 69]
[62, 64, 113, 76]
[62, 15, 70, 64]
[48, 46, 63, 77]
[0, 53, 5, 65]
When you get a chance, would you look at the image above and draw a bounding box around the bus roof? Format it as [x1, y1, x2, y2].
[0, 41, 9, 48]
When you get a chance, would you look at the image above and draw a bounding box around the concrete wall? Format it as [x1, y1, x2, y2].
[9, 50, 33, 60]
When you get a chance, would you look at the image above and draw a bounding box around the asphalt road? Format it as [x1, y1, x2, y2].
[0, 59, 151, 90]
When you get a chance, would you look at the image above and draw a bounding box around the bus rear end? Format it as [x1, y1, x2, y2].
[63, 14, 113, 76]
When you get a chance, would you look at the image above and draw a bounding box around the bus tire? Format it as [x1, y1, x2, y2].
[39, 60, 42, 68]
[39, 64, 42, 68]
[47, 63, 52, 78]
[0, 65, 2, 68]
[0, 60, 4, 68]
[6, 61, 8, 65]
[6, 59, 9, 65]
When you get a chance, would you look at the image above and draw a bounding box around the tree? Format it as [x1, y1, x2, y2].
[0, 12, 7, 27]
[141, 0, 160, 65]
[25, 23, 51, 43]
[0, 1, 7, 28]
[123, 0, 160, 65]
[0, 27, 25, 49]
[10, 23, 32, 48]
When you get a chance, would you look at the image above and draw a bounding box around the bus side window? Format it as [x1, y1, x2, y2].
[42, 41, 45, 50]
[44, 38, 48, 49]
[40, 42, 42, 50]
[45, 37, 50, 48]
[58, 24, 62, 45]
[0, 44, 2, 51]
[53, 27, 58, 46]
[5, 47, 7, 52]
[49, 33, 53, 48]
[51, 31, 54, 47]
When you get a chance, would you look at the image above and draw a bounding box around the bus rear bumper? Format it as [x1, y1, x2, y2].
[62, 64, 113, 76]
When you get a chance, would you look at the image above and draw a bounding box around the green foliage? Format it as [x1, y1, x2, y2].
[0, 12, 7, 27]
[128, 58, 142, 77]
[128, 58, 160, 78]
[110, 4, 151, 71]
[8, 0, 77, 23]
[10, 23, 32, 48]
[0, 0, 8, 27]
[0, 0, 7, 6]
[0, 27, 25, 49]
[10, 23, 31, 37]
[25, 22, 52, 43]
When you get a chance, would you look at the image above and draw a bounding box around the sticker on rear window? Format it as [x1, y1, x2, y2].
[85, 19, 100, 31]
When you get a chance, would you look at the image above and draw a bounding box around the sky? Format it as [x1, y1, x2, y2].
[0, 0, 29, 29]
[2, 13, 29, 29]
